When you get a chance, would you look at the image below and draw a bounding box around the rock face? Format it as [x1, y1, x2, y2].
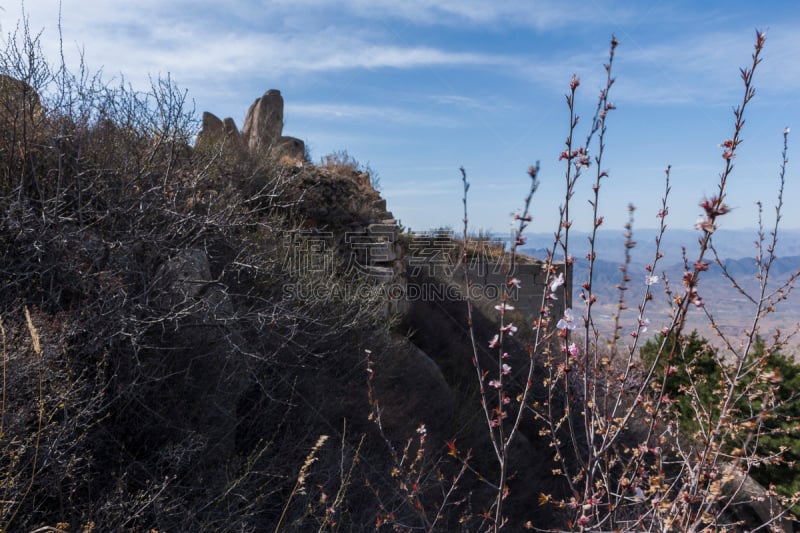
[274, 135, 305, 160]
[372, 335, 455, 438]
[242, 89, 284, 152]
[222, 117, 241, 144]
[0, 74, 41, 119]
[195, 111, 243, 152]
[0, 74, 44, 153]
[197, 88, 304, 160]
[152, 249, 245, 466]
[719, 463, 796, 532]
[195, 111, 224, 149]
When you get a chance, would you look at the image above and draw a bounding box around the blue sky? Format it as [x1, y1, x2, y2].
[2, 1, 799, 234]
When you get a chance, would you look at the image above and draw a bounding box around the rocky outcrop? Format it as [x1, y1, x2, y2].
[372, 335, 455, 438]
[197, 88, 304, 160]
[195, 111, 243, 152]
[151, 249, 245, 468]
[0, 74, 44, 159]
[241, 89, 305, 159]
[0, 74, 42, 120]
[719, 463, 797, 532]
[222, 117, 241, 144]
[274, 135, 305, 160]
[242, 89, 284, 152]
[195, 111, 224, 149]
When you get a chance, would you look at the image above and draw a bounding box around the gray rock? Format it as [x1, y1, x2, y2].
[196, 112, 243, 152]
[223, 117, 241, 145]
[0, 74, 43, 144]
[195, 111, 224, 148]
[275, 135, 305, 160]
[242, 89, 284, 153]
[372, 335, 455, 438]
[719, 463, 796, 532]
[154, 248, 233, 320]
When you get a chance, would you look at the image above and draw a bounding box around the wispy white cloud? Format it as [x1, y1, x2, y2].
[428, 94, 501, 111]
[289, 102, 462, 128]
[531, 26, 800, 106]
[1, 2, 516, 89]
[261, 0, 635, 30]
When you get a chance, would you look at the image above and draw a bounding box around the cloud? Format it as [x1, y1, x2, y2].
[1, 3, 515, 89]
[428, 94, 501, 111]
[289, 102, 462, 128]
[4, 2, 796, 115]
[261, 0, 635, 30]
[526, 26, 800, 107]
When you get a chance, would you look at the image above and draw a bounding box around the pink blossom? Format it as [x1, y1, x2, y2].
[568, 342, 579, 357]
[507, 278, 521, 289]
[501, 323, 518, 336]
[494, 303, 515, 312]
[645, 275, 659, 286]
[488, 379, 501, 389]
[502, 363, 511, 375]
[488, 334, 500, 348]
[695, 217, 716, 234]
[639, 318, 650, 333]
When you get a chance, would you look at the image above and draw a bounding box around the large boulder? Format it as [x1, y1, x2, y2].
[195, 111, 224, 149]
[371, 335, 455, 438]
[150, 249, 246, 472]
[223, 117, 242, 145]
[242, 88, 284, 152]
[719, 463, 797, 532]
[0, 74, 44, 151]
[198, 88, 304, 160]
[276, 135, 305, 160]
[0, 74, 42, 120]
[196, 112, 243, 152]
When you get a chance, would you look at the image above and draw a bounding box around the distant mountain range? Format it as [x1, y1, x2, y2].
[518, 228, 800, 265]
[515, 228, 800, 352]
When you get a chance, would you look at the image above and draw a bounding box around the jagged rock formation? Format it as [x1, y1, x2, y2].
[197, 88, 304, 160]
[242, 89, 284, 151]
[199, 86, 408, 312]
[195, 111, 243, 152]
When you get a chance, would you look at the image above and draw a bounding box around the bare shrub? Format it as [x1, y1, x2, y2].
[456, 31, 799, 532]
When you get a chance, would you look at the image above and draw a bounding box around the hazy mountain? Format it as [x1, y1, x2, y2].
[519, 228, 800, 265]
[517, 228, 800, 349]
